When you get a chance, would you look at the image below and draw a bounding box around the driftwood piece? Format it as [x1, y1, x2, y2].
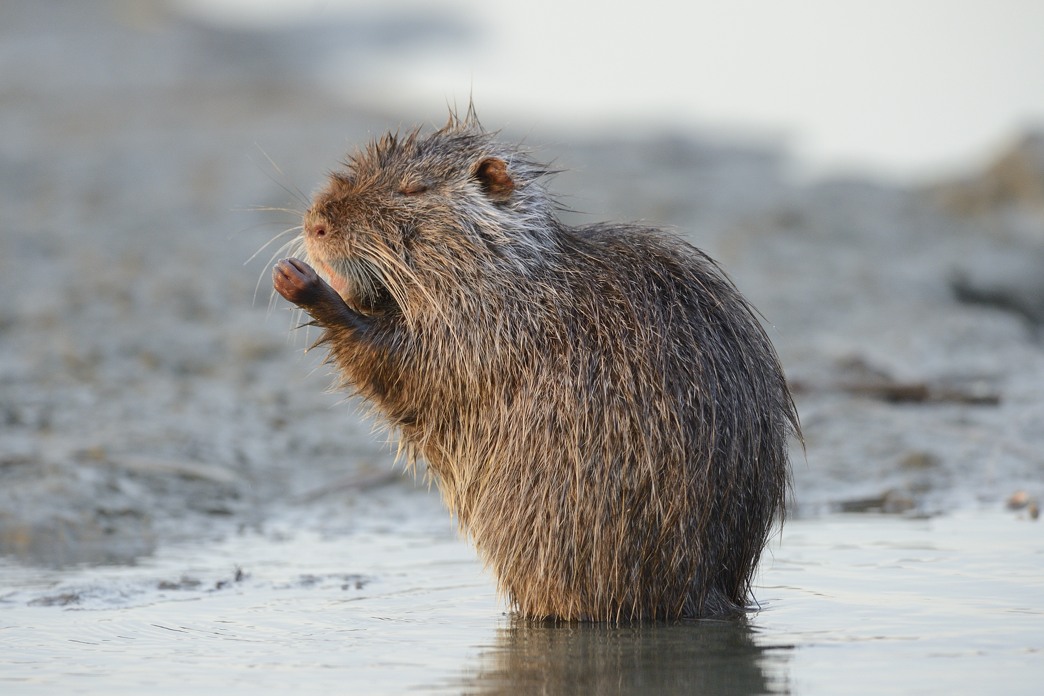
[292, 470, 402, 504]
[836, 380, 1001, 405]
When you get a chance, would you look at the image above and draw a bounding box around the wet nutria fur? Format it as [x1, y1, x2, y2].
[273, 109, 799, 621]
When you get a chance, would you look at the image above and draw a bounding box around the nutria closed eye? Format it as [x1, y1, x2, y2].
[273, 106, 800, 622]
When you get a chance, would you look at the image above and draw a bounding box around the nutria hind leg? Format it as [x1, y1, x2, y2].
[273, 258, 372, 334]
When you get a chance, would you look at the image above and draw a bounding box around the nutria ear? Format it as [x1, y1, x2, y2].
[474, 157, 515, 201]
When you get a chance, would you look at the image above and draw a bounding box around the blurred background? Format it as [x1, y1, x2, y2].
[173, 0, 1044, 180]
[2, 1, 1043, 691]
[2, 0, 1042, 564]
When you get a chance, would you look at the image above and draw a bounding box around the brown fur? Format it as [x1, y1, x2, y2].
[273, 108, 800, 621]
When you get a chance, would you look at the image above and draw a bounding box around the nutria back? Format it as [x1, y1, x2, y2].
[273, 108, 799, 621]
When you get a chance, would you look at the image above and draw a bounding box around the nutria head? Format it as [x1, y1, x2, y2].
[296, 111, 557, 328]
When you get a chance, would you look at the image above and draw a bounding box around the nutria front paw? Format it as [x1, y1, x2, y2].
[273, 258, 335, 308]
[274, 258, 373, 334]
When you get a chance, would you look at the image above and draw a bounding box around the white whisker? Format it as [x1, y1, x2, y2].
[257, 235, 307, 309]
[251, 143, 310, 205]
[246, 225, 303, 265]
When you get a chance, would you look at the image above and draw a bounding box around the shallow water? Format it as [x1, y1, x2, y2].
[1, 490, 1040, 695]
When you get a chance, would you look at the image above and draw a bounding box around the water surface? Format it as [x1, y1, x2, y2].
[2, 492, 1040, 695]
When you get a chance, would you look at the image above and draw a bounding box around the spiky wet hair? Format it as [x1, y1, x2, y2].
[281, 109, 799, 621]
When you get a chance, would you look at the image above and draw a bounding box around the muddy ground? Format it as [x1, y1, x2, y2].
[2, 0, 1042, 569]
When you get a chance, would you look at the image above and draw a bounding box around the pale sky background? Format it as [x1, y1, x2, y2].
[177, 0, 1044, 181]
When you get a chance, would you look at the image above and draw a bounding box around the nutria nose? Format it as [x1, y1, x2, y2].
[305, 219, 328, 239]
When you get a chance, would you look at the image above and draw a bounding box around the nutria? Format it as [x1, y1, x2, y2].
[272, 108, 799, 621]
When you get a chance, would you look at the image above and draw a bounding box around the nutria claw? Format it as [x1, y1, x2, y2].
[273, 258, 373, 335]
[273, 258, 327, 306]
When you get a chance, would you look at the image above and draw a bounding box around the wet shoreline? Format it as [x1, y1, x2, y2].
[3, 507, 1039, 694]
